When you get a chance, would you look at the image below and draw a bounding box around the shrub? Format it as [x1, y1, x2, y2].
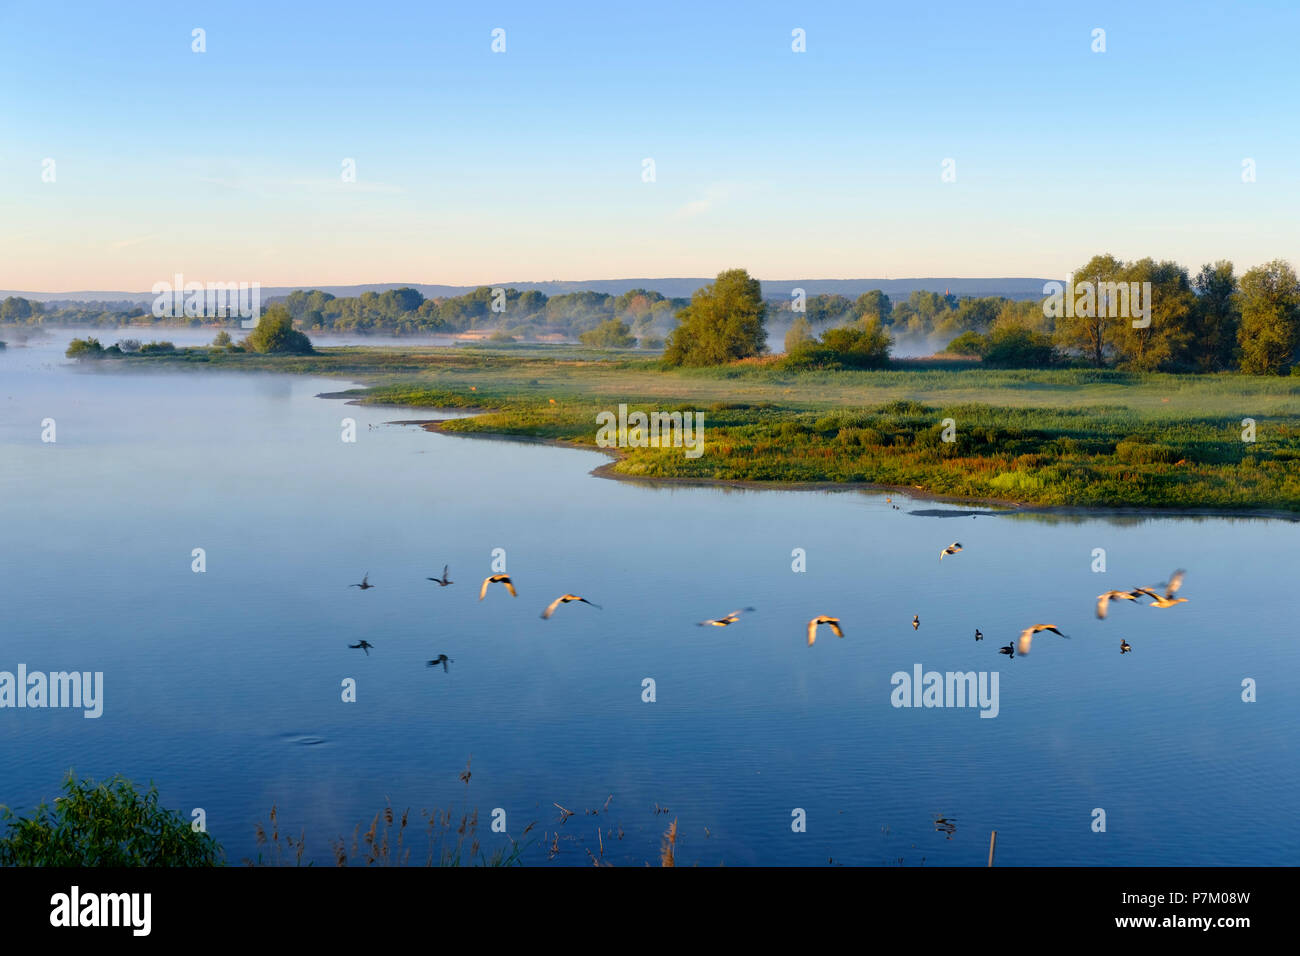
[0, 773, 223, 866]
[65, 337, 105, 358]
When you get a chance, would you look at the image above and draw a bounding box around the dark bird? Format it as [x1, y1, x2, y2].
[427, 565, 453, 587]
[697, 608, 755, 628]
[479, 574, 517, 600]
[1096, 589, 1142, 619]
[939, 542, 963, 561]
[912, 615, 920, 630]
[350, 572, 374, 590]
[1120, 639, 1132, 654]
[349, 640, 374, 655]
[974, 628, 983, 642]
[806, 615, 844, 647]
[541, 594, 602, 619]
[1016, 624, 1069, 656]
[427, 654, 453, 671]
[998, 642, 1015, 657]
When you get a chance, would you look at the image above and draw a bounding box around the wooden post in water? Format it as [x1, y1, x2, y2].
[987, 830, 997, 867]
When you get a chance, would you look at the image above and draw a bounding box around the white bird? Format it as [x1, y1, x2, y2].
[806, 615, 844, 647]
[479, 574, 517, 600]
[541, 594, 601, 619]
[939, 542, 963, 561]
[1016, 624, 1068, 656]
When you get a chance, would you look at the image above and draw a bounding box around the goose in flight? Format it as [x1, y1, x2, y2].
[697, 608, 755, 628]
[912, 615, 920, 630]
[349, 640, 374, 655]
[1134, 570, 1188, 608]
[939, 542, 963, 561]
[427, 565, 453, 587]
[1096, 589, 1142, 619]
[426, 654, 453, 671]
[541, 594, 602, 619]
[479, 574, 517, 600]
[1120, 639, 1132, 654]
[1016, 625, 1068, 656]
[806, 615, 844, 647]
[350, 572, 374, 590]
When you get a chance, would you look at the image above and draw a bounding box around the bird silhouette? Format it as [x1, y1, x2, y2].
[350, 572, 374, 590]
[806, 615, 844, 647]
[697, 608, 755, 628]
[1016, 625, 1068, 656]
[479, 574, 517, 600]
[427, 654, 453, 671]
[912, 615, 920, 630]
[939, 542, 963, 561]
[349, 640, 374, 655]
[427, 565, 453, 587]
[1120, 639, 1132, 654]
[541, 594, 601, 619]
[974, 628, 983, 641]
[998, 642, 1015, 657]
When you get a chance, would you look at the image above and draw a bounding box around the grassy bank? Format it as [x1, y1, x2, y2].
[108, 346, 1300, 511]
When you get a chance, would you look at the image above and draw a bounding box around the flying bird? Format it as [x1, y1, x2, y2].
[1120, 639, 1132, 654]
[427, 654, 453, 671]
[1016, 625, 1069, 656]
[479, 574, 517, 600]
[349, 640, 374, 655]
[541, 594, 602, 619]
[939, 542, 963, 561]
[697, 608, 755, 628]
[1096, 589, 1142, 619]
[806, 615, 844, 647]
[350, 572, 374, 590]
[427, 565, 453, 587]
[912, 615, 920, 630]
[1135, 570, 1188, 608]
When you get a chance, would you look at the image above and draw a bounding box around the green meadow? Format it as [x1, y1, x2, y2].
[115, 345, 1300, 512]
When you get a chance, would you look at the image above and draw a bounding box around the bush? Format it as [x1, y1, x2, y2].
[245, 306, 314, 354]
[1115, 439, 1179, 464]
[139, 340, 176, 354]
[579, 318, 636, 348]
[0, 773, 223, 866]
[65, 337, 105, 359]
[212, 331, 233, 348]
[981, 327, 1056, 368]
[945, 330, 987, 356]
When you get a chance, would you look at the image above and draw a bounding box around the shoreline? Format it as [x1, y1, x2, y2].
[380, 413, 1300, 523]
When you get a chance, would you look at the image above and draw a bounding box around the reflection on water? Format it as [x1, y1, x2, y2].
[1, 328, 1298, 866]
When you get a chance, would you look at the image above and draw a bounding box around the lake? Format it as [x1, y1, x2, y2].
[2, 327, 1297, 866]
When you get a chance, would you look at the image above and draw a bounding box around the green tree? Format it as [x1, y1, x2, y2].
[982, 326, 1057, 368]
[65, 337, 105, 358]
[662, 269, 767, 366]
[1189, 261, 1239, 371]
[245, 305, 314, 354]
[1237, 259, 1300, 374]
[1114, 259, 1195, 371]
[945, 330, 987, 356]
[578, 317, 636, 348]
[0, 773, 223, 866]
[1053, 253, 1126, 366]
[852, 290, 892, 326]
[784, 315, 814, 353]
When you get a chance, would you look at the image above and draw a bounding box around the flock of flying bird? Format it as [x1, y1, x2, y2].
[342, 543, 1189, 662]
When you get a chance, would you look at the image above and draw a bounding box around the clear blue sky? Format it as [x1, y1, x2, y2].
[1, 0, 1296, 290]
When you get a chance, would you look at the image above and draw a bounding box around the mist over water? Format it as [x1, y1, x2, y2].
[2, 329, 1297, 866]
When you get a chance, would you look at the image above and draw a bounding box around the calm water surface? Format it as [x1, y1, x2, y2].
[2, 328, 1297, 865]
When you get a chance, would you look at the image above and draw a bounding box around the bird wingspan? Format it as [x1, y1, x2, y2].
[479, 577, 490, 600]
[542, 597, 563, 619]
[829, 620, 844, 638]
[807, 619, 817, 647]
[504, 580, 517, 597]
[1165, 570, 1186, 597]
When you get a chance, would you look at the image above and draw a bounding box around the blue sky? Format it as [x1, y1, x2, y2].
[1, 0, 1297, 290]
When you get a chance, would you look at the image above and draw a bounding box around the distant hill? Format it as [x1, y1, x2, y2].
[3, 277, 1056, 308]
